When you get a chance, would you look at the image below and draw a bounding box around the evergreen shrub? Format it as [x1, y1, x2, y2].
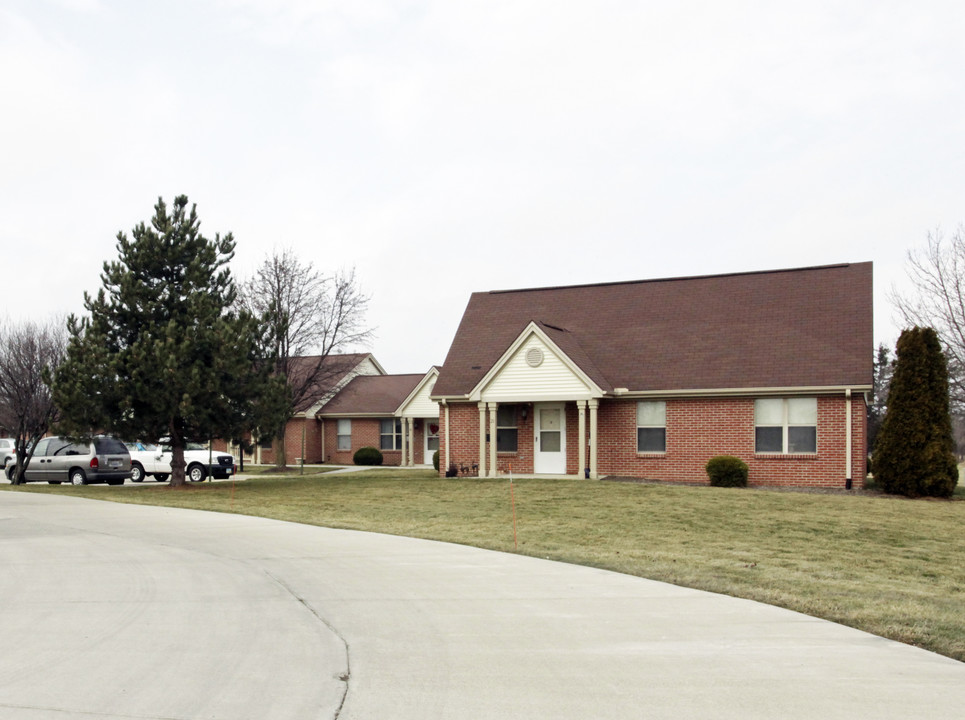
[353, 446, 383, 466]
[705, 455, 749, 487]
[432, 450, 439, 471]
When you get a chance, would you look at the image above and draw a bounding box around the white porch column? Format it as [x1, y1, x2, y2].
[588, 399, 599, 480]
[400, 418, 408, 467]
[489, 402, 498, 476]
[411, 417, 418, 466]
[577, 401, 587, 478]
[409, 418, 415, 466]
[478, 403, 487, 478]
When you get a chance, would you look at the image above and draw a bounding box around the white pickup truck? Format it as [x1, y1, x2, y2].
[123, 441, 236, 483]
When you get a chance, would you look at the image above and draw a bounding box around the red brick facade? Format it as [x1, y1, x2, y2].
[321, 418, 428, 466]
[254, 417, 325, 465]
[441, 394, 868, 488]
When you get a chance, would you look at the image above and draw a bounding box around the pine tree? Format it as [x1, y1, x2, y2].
[52, 196, 284, 486]
[873, 327, 958, 497]
[867, 342, 893, 449]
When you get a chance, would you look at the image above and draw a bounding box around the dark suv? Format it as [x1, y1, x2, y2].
[7, 436, 131, 485]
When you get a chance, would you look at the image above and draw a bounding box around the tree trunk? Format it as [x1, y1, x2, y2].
[170, 443, 187, 487]
[274, 427, 288, 468]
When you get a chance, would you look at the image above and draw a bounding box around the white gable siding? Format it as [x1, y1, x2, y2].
[306, 355, 385, 415]
[354, 356, 384, 377]
[401, 378, 440, 417]
[480, 336, 595, 401]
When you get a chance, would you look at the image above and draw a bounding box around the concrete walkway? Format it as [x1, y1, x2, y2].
[1, 491, 964, 719]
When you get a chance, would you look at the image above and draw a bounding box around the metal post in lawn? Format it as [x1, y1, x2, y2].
[510, 463, 518, 551]
[301, 418, 307, 475]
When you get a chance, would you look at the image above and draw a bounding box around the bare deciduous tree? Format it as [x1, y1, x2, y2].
[890, 226, 965, 408]
[0, 318, 68, 484]
[238, 250, 373, 466]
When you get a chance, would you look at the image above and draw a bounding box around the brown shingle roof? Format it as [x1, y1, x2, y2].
[290, 353, 374, 413]
[433, 263, 873, 397]
[320, 374, 425, 415]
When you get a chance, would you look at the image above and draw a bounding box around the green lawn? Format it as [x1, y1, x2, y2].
[5, 471, 965, 663]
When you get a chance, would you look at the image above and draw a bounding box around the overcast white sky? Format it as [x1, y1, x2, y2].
[3, 0, 964, 372]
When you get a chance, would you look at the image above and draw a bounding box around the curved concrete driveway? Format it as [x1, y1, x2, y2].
[2, 492, 964, 719]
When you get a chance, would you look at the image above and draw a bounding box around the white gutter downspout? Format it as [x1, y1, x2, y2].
[320, 416, 326, 464]
[441, 400, 449, 473]
[845, 389, 853, 489]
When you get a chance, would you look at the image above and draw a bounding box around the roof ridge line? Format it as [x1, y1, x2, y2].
[489, 262, 858, 295]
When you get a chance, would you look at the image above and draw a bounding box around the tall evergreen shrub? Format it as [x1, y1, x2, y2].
[873, 327, 958, 497]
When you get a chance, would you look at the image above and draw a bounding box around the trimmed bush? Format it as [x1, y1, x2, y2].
[432, 450, 440, 471]
[705, 455, 748, 487]
[353, 446, 383, 466]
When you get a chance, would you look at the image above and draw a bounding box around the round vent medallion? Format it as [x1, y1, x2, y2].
[525, 347, 544, 368]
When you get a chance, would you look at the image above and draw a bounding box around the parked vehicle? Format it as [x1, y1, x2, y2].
[6, 436, 131, 485]
[122, 441, 169, 483]
[123, 440, 235, 483]
[0, 438, 15, 469]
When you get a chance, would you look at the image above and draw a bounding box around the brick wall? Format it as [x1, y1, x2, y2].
[598, 395, 866, 488]
[257, 417, 325, 465]
[440, 403, 481, 474]
[321, 417, 407, 466]
[440, 395, 868, 488]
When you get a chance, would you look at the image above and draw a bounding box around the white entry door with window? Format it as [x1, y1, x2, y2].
[424, 420, 440, 464]
[534, 403, 566, 474]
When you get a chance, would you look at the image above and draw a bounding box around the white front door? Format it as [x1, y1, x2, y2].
[534, 403, 566, 474]
[424, 419, 440, 464]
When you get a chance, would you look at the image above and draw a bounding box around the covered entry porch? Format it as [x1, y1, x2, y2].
[444, 399, 602, 479]
[436, 322, 607, 479]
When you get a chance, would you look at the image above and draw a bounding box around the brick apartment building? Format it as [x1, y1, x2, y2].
[431, 263, 872, 488]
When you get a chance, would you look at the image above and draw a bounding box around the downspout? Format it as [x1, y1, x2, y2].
[319, 416, 326, 464]
[442, 400, 449, 473]
[845, 389, 853, 489]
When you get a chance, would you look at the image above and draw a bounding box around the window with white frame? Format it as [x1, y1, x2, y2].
[637, 401, 667, 453]
[380, 419, 402, 450]
[755, 398, 817, 453]
[337, 419, 352, 451]
[496, 404, 518, 452]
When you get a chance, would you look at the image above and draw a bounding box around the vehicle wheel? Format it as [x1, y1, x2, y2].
[130, 463, 145, 483]
[187, 464, 206, 483]
[154, 474, 169, 482]
[47, 481, 62, 485]
[5, 466, 14, 481]
[70, 469, 87, 486]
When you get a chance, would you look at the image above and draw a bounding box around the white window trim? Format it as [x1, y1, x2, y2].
[337, 419, 352, 451]
[496, 404, 518, 453]
[380, 418, 402, 451]
[636, 400, 667, 454]
[755, 398, 817, 454]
